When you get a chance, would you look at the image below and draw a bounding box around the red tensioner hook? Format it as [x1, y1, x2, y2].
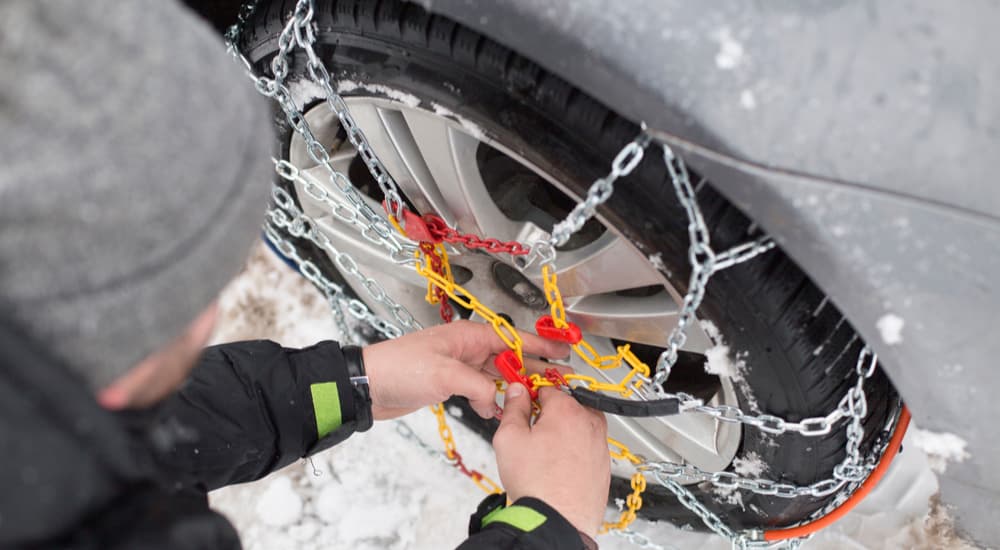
[535, 315, 582, 344]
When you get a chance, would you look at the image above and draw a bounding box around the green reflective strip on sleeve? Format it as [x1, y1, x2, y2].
[310, 382, 342, 438]
[481, 505, 547, 532]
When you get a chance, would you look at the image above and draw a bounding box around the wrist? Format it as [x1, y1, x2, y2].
[342, 345, 373, 432]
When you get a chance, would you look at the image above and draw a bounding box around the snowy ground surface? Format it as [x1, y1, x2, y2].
[209, 244, 978, 550]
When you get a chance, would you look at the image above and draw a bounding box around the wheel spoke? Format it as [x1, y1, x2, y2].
[334, 100, 446, 218]
[565, 292, 712, 353]
[400, 109, 523, 242]
[369, 105, 457, 221]
[609, 412, 734, 472]
[531, 232, 664, 298]
[289, 103, 352, 171]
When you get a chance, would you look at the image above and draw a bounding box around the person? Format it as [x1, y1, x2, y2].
[0, 1, 610, 549]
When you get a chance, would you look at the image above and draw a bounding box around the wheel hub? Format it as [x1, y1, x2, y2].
[491, 261, 547, 311]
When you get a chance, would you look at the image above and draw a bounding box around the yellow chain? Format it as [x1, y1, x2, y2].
[430, 402, 459, 458]
[542, 263, 569, 328]
[602, 438, 648, 534]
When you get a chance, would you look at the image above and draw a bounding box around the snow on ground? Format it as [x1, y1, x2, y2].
[209, 244, 978, 550]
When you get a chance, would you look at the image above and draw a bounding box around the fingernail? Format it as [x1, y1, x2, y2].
[507, 383, 525, 398]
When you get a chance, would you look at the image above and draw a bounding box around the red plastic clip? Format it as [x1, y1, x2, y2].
[494, 350, 538, 400]
[383, 201, 440, 243]
[535, 315, 583, 344]
[401, 210, 438, 242]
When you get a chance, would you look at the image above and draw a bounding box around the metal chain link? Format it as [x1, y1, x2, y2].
[265, 189, 421, 338]
[394, 419, 462, 464]
[273, 159, 413, 258]
[652, 145, 774, 389]
[528, 133, 652, 269]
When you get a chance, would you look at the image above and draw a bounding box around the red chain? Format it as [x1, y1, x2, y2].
[449, 450, 480, 479]
[419, 242, 455, 323]
[423, 214, 530, 256]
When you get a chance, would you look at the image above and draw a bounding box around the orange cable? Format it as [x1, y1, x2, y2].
[764, 405, 912, 541]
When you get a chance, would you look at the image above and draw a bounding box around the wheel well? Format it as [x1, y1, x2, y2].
[181, 0, 245, 33]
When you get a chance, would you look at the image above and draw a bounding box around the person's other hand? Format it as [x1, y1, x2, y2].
[492, 384, 610, 537]
[362, 319, 570, 420]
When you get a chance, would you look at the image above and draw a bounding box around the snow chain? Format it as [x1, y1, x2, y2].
[227, 2, 908, 548]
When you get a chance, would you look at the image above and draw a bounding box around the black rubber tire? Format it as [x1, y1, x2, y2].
[240, 0, 897, 531]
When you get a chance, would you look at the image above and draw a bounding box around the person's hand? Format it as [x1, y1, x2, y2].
[362, 319, 570, 420]
[492, 384, 610, 537]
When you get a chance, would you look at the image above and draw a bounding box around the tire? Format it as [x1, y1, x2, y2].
[239, 0, 897, 531]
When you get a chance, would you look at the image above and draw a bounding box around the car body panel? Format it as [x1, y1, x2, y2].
[187, 0, 1000, 543]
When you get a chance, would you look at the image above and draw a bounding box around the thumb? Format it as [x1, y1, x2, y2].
[498, 383, 532, 432]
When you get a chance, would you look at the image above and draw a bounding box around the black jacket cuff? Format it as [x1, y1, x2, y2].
[465, 493, 594, 549]
[301, 342, 370, 456]
[509, 498, 592, 549]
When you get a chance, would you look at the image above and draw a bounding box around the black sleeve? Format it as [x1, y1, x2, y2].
[457, 495, 597, 550]
[150, 339, 368, 491]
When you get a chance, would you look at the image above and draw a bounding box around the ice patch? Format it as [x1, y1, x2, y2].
[431, 103, 487, 140]
[700, 319, 723, 342]
[647, 252, 668, 276]
[288, 77, 327, 110]
[910, 428, 969, 474]
[711, 453, 765, 511]
[337, 80, 422, 108]
[732, 452, 767, 478]
[704, 343, 739, 379]
[700, 320, 761, 413]
[699, 320, 741, 379]
[876, 313, 905, 345]
[711, 27, 745, 70]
